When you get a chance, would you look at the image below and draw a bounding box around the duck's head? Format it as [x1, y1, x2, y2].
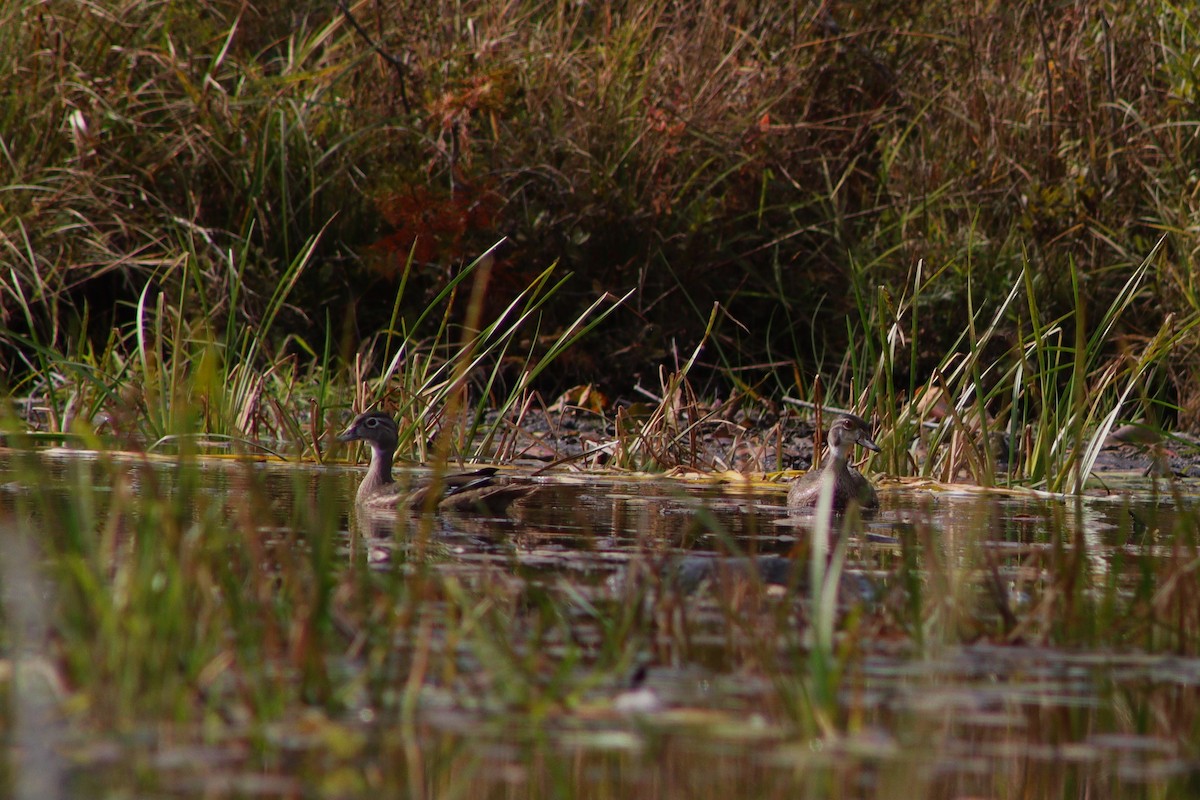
[826, 414, 880, 458]
[338, 410, 399, 454]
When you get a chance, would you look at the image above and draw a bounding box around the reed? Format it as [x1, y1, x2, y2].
[824, 236, 1197, 494]
[3, 1, 1200, 794]
[7, 1, 1200, 410]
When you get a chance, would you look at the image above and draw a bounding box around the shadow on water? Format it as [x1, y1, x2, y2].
[5, 450, 1200, 797]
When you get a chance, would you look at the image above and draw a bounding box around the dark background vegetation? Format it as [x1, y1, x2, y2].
[4, 0, 1199, 418]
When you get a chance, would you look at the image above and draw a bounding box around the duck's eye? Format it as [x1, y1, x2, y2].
[365, 418, 379, 428]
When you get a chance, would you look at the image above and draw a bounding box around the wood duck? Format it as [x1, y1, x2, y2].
[787, 414, 880, 512]
[338, 411, 536, 514]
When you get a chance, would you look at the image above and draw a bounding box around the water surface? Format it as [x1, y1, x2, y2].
[4, 449, 1199, 798]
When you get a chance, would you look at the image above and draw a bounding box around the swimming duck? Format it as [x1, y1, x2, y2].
[787, 414, 880, 511]
[337, 411, 536, 513]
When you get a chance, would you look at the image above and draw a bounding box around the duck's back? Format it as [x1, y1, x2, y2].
[359, 468, 535, 515]
[787, 465, 877, 511]
[786, 469, 825, 508]
[846, 467, 878, 508]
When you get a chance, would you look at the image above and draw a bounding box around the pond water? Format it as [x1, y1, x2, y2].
[4, 450, 1200, 798]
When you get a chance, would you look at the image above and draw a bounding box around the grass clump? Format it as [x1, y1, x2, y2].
[6, 0, 1200, 414]
[836, 237, 1198, 493]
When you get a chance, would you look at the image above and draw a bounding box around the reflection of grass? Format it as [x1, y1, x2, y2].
[5, 444, 1200, 793]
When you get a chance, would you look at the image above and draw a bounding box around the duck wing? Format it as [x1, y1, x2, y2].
[786, 469, 824, 508]
[437, 482, 538, 514]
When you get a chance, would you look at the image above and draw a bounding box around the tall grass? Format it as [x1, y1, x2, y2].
[6, 1, 1200, 410]
[1, 1, 361, 345]
[388, 0, 1200, 408]
[815, 227, 1195, 493]
[5, 1, 1200, 795]
[347, 242, 633, 465]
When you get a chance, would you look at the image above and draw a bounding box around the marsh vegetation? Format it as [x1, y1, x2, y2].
[4, 0, 1200, 796]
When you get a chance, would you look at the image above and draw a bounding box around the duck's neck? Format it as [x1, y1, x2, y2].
[823, 439, 850, 468]
[358, 442, 395, 502]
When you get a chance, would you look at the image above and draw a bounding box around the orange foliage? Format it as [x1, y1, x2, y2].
[368, 184, 501, 277]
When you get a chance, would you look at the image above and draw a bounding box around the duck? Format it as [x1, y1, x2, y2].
[787, 413, 880, 512]
[337, 410, 537, 514]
